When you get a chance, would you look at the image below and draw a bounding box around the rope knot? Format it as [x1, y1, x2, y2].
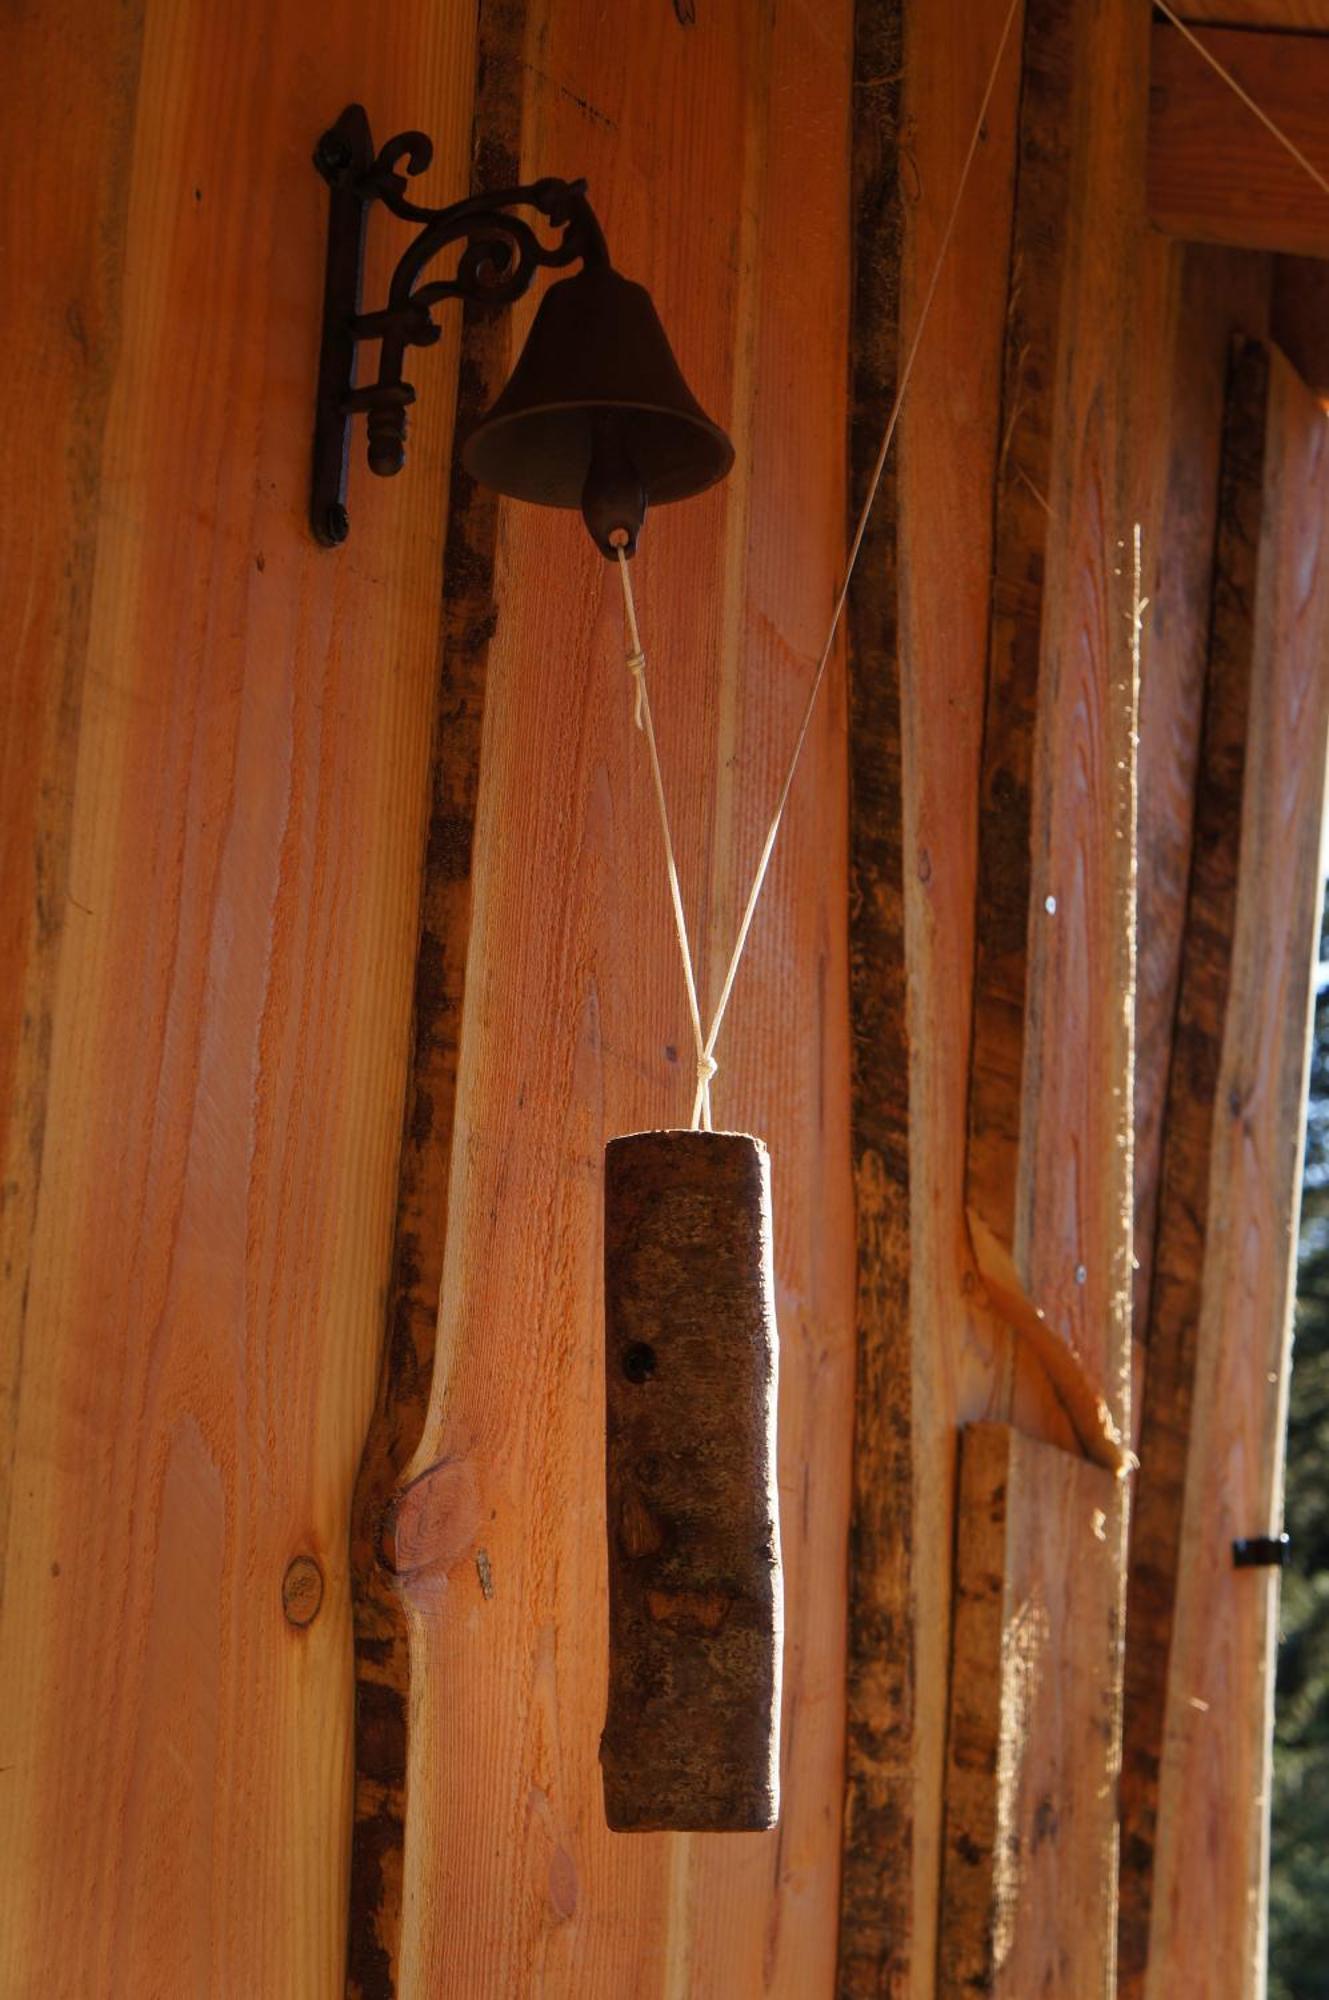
[697, 1052, 718, 1087]
[626, 648, 646, 729]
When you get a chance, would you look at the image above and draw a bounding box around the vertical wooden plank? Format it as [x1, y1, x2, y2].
[996, 4, 1157, 1961]
[1147, 23, 1329, 260]
[938, 1423, 1120, 1999]
[840, 0, 909, 1987]
[1271, 252, 1329, 401]
[966, 0, 1157, 1468]
[1131, 248, 1272, 1430]
[840, 1, 1033, 1991]
[966, 0, 1075, 1256]
[0, 0, 145, 1636]
[387, 4, 857, 1996]
[344, 8, 520, 1993]
[0, 4, 478, 1993]
[948, 0, 1159, 1983]
[1015, 0, 1149, 1442]
[1121, 340, 1329, 2000]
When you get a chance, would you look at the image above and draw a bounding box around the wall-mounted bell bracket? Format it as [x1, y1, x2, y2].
[311, 105, 607, 547]
[311, 105, 733, 557]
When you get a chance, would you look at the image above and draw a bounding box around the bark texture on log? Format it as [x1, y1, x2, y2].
[602, 1130, 782, 1833]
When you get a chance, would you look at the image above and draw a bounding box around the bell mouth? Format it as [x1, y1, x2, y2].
[461, 400, 734, 511]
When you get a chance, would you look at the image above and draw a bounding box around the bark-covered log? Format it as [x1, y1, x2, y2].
[601, 1130, 782, 1832]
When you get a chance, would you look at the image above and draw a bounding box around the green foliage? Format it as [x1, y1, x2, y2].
[1269, 898, 1329, 2000]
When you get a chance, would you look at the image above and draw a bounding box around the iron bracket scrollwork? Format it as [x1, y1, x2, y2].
[310, 104, 604, 546]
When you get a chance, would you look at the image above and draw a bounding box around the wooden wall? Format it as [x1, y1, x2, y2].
[842, 4, 1326, 1997]
[843, 0, 1154, 1987]
[393, 3, 857, 1993]
[4, 2, 1325, 1997]
[0, 0, 855, 1995]
[1, 3, 482, 1993]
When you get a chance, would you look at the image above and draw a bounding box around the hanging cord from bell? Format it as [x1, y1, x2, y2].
[678, 0, 1022, 1130]
[618, 0, 1325, 1134]
[610, 0, 1019, 1132]
[614, 541, 719, 1129]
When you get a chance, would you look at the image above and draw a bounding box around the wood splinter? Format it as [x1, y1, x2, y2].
[602, 1130, 782, 1832]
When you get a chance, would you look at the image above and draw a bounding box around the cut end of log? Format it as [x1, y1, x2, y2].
[602, 1129, 783, 1833]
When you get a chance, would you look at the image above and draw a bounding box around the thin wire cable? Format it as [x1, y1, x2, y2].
[615, 546, 718, 1129]
[684, 0, 1021, 1128]
[1153, 0, 1329, 202]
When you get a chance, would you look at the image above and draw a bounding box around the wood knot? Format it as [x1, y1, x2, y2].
[381, 1455, 481, 1578]
[282, 1554, 324, 1628]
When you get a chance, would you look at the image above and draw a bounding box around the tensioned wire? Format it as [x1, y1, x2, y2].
[614, 0, 1329, 1133]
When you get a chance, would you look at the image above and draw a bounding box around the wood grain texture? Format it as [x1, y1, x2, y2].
[967, 0, 1075, 1255]
[953, 3, 1157, 1982]
[840, 0, 910, 1987]
[386, 3, 857, 1994]
[1131, 246, 1271, 1439]
[0, 0, 145, 1667]
[0, 3, 478, 1993]
[1121, 339, 1329, 2000]
[1119, 332, 1270, 2000]
[1178, 2, 1329, 21]
[1015, 0, 1149, 1439]
[1271, 252, 1329, 400]
[1149, 22, 1329, 257]
[839, 1, 1038, 1992]
[968, 0, 1156, 1444]
[938, 1423, 1121, 2000]
[343, 7, 517, 1992]
[601, 1132, 781, 1834]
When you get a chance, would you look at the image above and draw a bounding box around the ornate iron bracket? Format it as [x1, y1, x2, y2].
[311, 104, 605, 546]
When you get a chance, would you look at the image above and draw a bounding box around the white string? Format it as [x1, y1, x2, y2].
[612, 0, 1019, 1132]
[683, 0, 1022, 1129]
[615, 547, 718, 1129]
[618, 0, 1325, 1133]
[1153, 0, 1329, 202]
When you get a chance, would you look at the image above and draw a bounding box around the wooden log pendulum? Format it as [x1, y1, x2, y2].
[601, 1129, 782, 1831]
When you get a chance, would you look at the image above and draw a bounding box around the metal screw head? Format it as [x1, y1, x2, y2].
[315, 132, 353, 178]
[319, 502, 350, 547]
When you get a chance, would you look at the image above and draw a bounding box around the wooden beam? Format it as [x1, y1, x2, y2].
[1119, 337, 1329, 1998]
[1149, 21, 1329, 256]
[1176, 2, 1329, 22]
[344, 8, 518, 1993]
[938, 1424, 1122, 1999]
[967, 0, 1075, 1262]
[0, 3, 479, 1991]
[839, 0, 1033, 1988]
[968, 0, 1151, 1446]
[1131, 244, 1270, 1443]
[392, 0, 858, 1991]
[0, 0, 144, 1636]
[1272, 252, 1329, 399]
[839, 0, 912, 1986]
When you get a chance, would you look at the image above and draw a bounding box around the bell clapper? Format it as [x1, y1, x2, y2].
[582, 411, 647, 557]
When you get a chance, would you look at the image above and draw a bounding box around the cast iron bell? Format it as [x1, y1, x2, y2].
[462, 264, 734, 557]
